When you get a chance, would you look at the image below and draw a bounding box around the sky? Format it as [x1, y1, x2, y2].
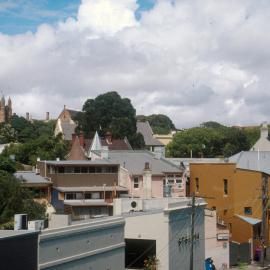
[0, 0, 269, 128]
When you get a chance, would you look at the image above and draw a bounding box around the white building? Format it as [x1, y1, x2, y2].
[113, 197, 206, 270]
[39, 216, 125, 270]
[205, 209, 230, 269]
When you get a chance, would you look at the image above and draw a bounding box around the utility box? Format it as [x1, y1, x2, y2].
[28, 220, 44, 231]
[14, 214, 28, 230]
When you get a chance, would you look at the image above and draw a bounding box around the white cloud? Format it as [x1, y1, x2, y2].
[1, 0, 270, 127]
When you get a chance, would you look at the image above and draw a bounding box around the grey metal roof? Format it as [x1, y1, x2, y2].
[229, 151, 270, 175]
[107, 150, 181, 175]
[45, 159, 115, 165]
[14, 171, 51, 185]
[60, 121, 77, 141]
[55, 186, 128, 192]
[235, 214, 261, 225]
[136, 121, 164, 146]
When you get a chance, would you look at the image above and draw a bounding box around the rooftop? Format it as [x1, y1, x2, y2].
[43, 159, 116, 165]
[136, 121, 164, 146]
[229, 151, 270, 175]
[14, 171, 51, 185]
[106, 150, 181, 175]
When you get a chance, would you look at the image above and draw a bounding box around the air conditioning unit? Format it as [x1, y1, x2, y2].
[129, 199, 143, 212]
[28, 220, 44, 231]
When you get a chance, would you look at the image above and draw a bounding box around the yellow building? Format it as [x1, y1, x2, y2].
[190, 162, 269, 247]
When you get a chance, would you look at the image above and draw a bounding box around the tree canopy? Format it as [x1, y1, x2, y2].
[0, 115, 68, 165]
[137, 114, 175, 134]
[167, 122, 251, 158]
[75, 91, 144, 148]
[0, 170, 46, 228]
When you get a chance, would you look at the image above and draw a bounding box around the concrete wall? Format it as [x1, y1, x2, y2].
[0, 231, 39, 270]
[39, 217, 125, 270]
[168, 206, 205, 270]
[124, 200, 206, 270]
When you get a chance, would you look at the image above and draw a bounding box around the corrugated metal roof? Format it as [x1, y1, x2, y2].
[45, 159, 115, 165]
[137, 121, 164, 146]
[229, 151, 270, 175]
[14, 171, 51, 185]
[235, 214, 261, 225]
[107, 150, 181, 175]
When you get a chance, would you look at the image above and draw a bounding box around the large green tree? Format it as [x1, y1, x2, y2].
[137, 114, 175, 134]
[0, 170, 46, 228]
[167, 122, 250, 158]
[76, 91, 144, 148]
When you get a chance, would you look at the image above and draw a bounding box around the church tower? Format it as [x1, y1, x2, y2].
[0, 95, 5, 123]
[7, 96, 12, 121]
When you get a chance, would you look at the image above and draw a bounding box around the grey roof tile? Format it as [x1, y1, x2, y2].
[107, 150, 181, 175]
[137, 121, 164, 146]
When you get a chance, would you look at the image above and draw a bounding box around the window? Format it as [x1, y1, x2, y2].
[89, 167, 95, 173]
[195, 178, 199, 192]
[212, 206, 216, 211]
[244, 207, 252, 215]
[96, 167, 102, 173]
[65, 193, 76, 200]
[167, 179, 175, 186]
[134, 177, 139, 188]
[81, 167, 88, 173]
[224, 179, 228, 195]
[58, 166, 65, 173]
[85, 193, 91, 199]
[176, 179, 182, 188]
[74, 167, 81, 173]
[65, 166, 74, 173]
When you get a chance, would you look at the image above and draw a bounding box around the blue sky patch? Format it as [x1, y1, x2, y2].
[0, 0, 156, 35]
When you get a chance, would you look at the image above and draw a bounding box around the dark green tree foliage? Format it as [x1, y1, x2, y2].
[167, 122, 250, 158]
[2, 134, 68, 165]
[76, 91, 144, 148]
[0, 156, 16, 173]
[137, 114, 175, 134]
[0, 170, 46, 226]
[128, 132, 145, 150]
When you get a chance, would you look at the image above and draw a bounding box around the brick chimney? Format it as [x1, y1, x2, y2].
[26, 112, 30, 121]
[46, 112, 49, 121]
[79, 131, 85, 148]
[72, 133, 76, 144]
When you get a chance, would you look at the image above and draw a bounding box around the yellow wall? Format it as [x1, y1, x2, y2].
[190, 163, 236, 222]
[190, 163, 270, 243]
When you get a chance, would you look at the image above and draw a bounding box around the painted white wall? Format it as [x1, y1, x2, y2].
[205, 210, 229, 269]
[125, 212, 169, 270]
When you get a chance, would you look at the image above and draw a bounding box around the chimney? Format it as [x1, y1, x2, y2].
[144, 162, 150, 170]
[79, 131, 85, 148]
[46, 112, 49, 121]
[26, 112, 30, 120]
[72, 133, 76, 144]
[143, 162, 152, 199]
[105, 132, 113, 144]
[260, 121, 268, 139]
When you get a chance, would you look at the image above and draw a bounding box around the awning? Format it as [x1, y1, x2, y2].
[64, 199, 109, 206]
[234, 214, 261, 225]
